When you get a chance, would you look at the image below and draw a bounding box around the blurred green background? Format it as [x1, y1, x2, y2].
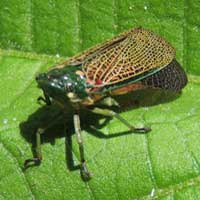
[0, 0, 200, 199]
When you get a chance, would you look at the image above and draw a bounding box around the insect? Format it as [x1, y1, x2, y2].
[24, 27, 187, 179]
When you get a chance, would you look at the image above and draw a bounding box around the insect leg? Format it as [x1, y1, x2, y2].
[73, 113, 91, 180]
[24, 128, 44, 168]
[37, 91, 51, 105]
[24, 110, 64, 169]
[90, 107, 151, 133]
[98, 97, 119, 107]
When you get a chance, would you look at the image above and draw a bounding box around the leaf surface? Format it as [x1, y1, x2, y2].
[0, 1, 200, 199]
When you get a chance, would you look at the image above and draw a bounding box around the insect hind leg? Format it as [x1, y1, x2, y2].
[90, 107, 151, 133]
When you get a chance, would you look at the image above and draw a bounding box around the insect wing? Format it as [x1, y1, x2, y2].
[82, 28, 176, 87]
[64, 30, 130, 66]
[141, 59, 187, 92]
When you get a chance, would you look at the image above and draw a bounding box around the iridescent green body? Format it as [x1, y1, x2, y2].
[36, 64, 159, 103]
[36, 58, 187, 108]
[36, 65, 88, 102]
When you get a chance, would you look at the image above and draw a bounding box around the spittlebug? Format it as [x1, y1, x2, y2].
[24, 27, 187, 179]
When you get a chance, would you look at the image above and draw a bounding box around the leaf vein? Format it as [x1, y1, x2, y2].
[0, 142, 35, 199]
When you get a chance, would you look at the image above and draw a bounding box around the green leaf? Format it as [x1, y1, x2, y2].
[0, 1, 200, 199]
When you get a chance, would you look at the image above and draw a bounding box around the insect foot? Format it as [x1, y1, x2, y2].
[80, 161, 92, 181]
[24, 158, 41, 169]
[131, 126, 151, 133]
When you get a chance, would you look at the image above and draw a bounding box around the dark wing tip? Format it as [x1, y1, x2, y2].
[141, 59, 188, 92]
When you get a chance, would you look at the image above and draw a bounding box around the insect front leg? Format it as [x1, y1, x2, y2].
[73, 113, 92, 180]
[90, 107, 151, 133]
[37, 91, 51, 105]
[24, 128, 44, 168]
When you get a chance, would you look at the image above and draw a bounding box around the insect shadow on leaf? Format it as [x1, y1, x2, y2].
[19, 88, 180, 181]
